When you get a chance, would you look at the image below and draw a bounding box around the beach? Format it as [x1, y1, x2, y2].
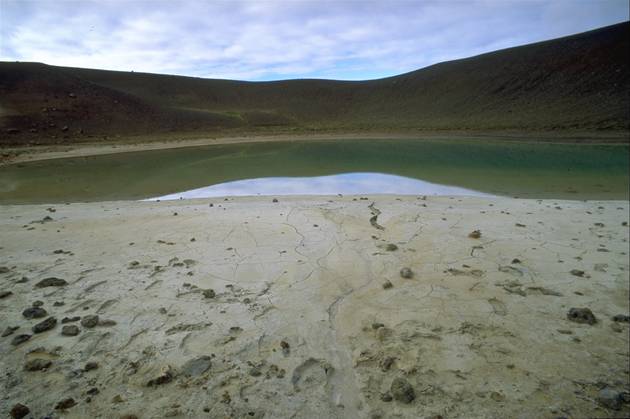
[1, 195, 628, 418]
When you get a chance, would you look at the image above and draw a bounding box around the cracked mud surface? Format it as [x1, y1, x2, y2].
[1, 196, 629, 418]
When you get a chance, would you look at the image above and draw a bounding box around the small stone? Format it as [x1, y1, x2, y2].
[62, 316, 81, 323]
[32, 316, 57, 333]
[468, 230, 482, 239]
[272, 198, 278, 203]
[249, 366, 263, 377]
[567, 308, 597, 325]
[380, 393, 393, 402]
[181, 356, 212, 377]
[32, 300, 44, 307]
[400, 267, 413, 279]
[99, 319, 117, 327]
[570, 269, 585, 277]
[147, 366, 175, 386]
[597, 388, 623, 410]
[53, 301, 65, 306]
[280, 340, 290, 355]
[385, 243, 398, 251]
[0, 290, 13, 299]
[55, 398, 76, 410]
[81, 315, 99, 328]
[11, 334, 31, 346]
[391, 377, 415, 403]
[2, 326, 19, 337]
[203, 289, 216, 299]
[86, 387, 99, 395]
[371, 322, 385, 330]
[10, 404, 30, 419]
[22, 306, 47, 319]
[84, 361, 99, 371]
[24, 358, 52, 371]
[511, 258, 521, 264]
[0, 266, 10, 274]
[382, 280, 393, 289]
[612, 314, 630, 323]
[61, 325, 80, 336]
[490, 391, 505, 402]
[35, 277, 68, 287]
[380, 356, 396, 371]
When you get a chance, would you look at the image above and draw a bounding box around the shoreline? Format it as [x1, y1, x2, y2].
[1, 130, 628, 166]
[1, 195, 628, 418]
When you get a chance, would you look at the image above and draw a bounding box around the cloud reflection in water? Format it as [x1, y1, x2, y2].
[148, 172, 492, 200]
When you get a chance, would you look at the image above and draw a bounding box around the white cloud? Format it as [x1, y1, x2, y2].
[0, 0, 627, 80]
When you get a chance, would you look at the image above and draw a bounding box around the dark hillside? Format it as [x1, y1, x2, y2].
[1, 22, 628, 145]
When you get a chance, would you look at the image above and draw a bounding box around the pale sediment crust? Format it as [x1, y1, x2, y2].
[0, 195, 628, 418]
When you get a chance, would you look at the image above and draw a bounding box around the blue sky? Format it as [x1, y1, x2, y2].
[1, 0, 628, 81]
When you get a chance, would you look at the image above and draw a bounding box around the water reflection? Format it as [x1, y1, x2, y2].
[148, 172, 493, 200]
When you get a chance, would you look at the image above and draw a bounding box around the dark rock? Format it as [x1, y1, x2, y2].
[81, 315, 99, 328]
[62, 316, 81, 323]
[61, 325, 80, 336]
[0, 290, 13, 299]
[24, 358, 52, 371]
[371, 322, 385, 329]
[272, 198, 278, 203]
[11, 334, 31, 346]
[280, 340, 290, 356]
[22, 306, 47, 319]
[86, 387, 99, 395]
[53, 301, 65, 306]
[569, 269, 585, 277]
[10, 403, 30, 419]
[391, 377, 415, 403]
[0, 266, 11, 274]
[6, 128, 20, 134]
[84, 361, 99, 371]
[35, 277, 68, 287]
[32, 316, 57, 333]
[612, 314, 630, 323]
[98, 319, 117, 327]
[32, 300, 44, 307]
[380, 357, 396, 371]
[385, 243, 398, 251]
[147, 366, 174, 386]
[181, 356, 212, 377]
[382, 280, 393, 289]
[249, 366, 263, 377]
[2, 326, 19, 337]
[468, 230, 482, 239]
[511, 258, 521, 264]
[597, 388, 623, 410]
[202, 289, 216, 299]
[55, 398, 76, 410]
[380, 393, 393, 402]
[400, 267, 413, 279]
[567, 308, 597, 325]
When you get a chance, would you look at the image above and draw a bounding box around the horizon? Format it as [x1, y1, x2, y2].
[1, 0, 628, 82]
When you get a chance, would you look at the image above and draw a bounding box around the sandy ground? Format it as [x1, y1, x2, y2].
[0, 195, 629, 418]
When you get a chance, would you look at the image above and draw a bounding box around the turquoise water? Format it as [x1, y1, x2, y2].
[0, 139, 628, 203]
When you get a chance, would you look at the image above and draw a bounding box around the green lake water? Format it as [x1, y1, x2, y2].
[0, 139, 628, 204]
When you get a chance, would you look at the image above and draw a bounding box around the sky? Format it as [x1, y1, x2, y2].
[0, 0, 628, 81]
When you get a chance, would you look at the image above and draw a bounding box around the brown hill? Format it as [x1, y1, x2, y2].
[1, 22, 628, 145]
